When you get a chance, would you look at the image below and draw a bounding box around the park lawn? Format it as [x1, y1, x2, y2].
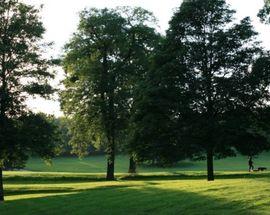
[25, 152, 270, 173]
[0, 171, 270, 214]
[0, 154, 269, 214]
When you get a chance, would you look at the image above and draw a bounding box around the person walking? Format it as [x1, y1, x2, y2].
[248, 156, 254, 172]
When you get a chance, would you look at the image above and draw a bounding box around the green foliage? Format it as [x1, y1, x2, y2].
[0, 113, 61, 170]
[0, 0, 55, 115]
[49, 117, 72, 156]
[61, 7, 159, 178]
[0, 0, 56, 161]
[170, 0, 270, 156]
[0, 0, 57, 200]
[131, 0, 270, 178]
[130, 69, 183, 166]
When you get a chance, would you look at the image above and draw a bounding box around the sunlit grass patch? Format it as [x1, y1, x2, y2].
[0, 171, 270, 215]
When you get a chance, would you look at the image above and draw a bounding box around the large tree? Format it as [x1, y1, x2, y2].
[61, 7, 159, 180]
[0, 0, 55, 201]
[130, 51, 186, 166]
[161, 0, 270, 180]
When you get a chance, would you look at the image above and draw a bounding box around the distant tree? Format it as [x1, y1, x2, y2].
[2, 113, 61, 170]
[61, 7, 159, 179]
[51, 117, 72, 156]
[0, 0, 55, 201]
[160, 0, 270, 180]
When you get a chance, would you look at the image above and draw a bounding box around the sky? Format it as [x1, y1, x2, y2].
[22, 0, 270, 117]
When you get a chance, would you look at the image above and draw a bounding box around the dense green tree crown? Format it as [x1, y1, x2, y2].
[61, 7, 159, 158]
[166, 0, 270, 153]
[131, 0, 270, 172]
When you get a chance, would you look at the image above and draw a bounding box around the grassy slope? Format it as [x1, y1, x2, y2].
[0, 154, 269, 214]
[0, 171, 270, 215]
[26, 153, 270, 173]
[25, 153, 270, 173]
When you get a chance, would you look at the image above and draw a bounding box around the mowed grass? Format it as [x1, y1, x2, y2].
[1, 171, 270, 214]
[0, 153, 269, 214]
[25, 152, 270, 173]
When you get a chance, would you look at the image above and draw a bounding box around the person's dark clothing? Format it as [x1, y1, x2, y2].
[249, 158, 254, 172]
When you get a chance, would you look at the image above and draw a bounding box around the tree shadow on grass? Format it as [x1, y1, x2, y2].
[4, 172, 270, 184]
[4, 175, 107, 184]
[4, 184, 139, 197]
[4, 171, 270, 185]
[4, 188, 75, 196]
[0, 182, 263, 215]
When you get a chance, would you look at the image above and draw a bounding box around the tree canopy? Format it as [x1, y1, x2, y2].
[130, 0, 270, 180]
[61, 7, 160, 180]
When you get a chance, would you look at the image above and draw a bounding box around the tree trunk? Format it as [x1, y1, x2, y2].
[106, 158, 114, 180]
[207, 149, 214, 181]
[128, 155, 136, 174]
[101, 47, 115, 181]
[106, 138, 115, 180]
[0, 168, 4, 202]
[0, 21, 8, 203]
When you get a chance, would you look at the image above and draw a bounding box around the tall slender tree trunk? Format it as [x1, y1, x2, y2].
[0, 108, 5, 202]
[128, 155, 136, 174]
[0, 13, 10, 202]
[0, 168, 4, 202]
[0, 73, 6, 202]
[106, 137, 115, 180]
[101, 47, 115, 181]
[207, 148, 214, 181]
[106, 92, 116, 180]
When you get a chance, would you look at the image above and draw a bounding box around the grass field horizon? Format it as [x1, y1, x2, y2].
[1, 153, 270, 214]
[25, 152, 270, 173]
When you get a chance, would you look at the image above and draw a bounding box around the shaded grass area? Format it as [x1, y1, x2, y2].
[1, 154, 269, 214]
[3, 171, 270, 183]
[25, 152, 270, 173]
[1, 171, 270, 214]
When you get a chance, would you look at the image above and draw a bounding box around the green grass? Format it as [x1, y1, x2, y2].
[0, 153, 269, 214]
[25, 152, 270, 173]
[1, 171, 270, 214]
